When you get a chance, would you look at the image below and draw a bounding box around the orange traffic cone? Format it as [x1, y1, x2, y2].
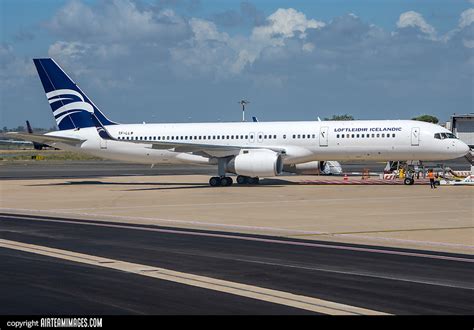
[343, 174, 348, 181]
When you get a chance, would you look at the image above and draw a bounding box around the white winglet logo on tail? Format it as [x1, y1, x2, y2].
[46, 89, 94, 125]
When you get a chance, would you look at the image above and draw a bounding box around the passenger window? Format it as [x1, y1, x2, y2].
[381, 134, 385, 138]
[356, 134, 360, 138]
[361, 134, 364, 138]
[283, 135, 286, 139]
[337, 134, 340, 138]
[245, 135, 248, 139]
[341, 134, 345, 138]
[293, 134, 296, 139]
[376, 134, 380, 138]
[351, 134, 355, 138]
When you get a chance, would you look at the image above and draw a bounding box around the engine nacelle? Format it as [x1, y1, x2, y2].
[227, 150, 283, 177]
[283, 161, 342, 175]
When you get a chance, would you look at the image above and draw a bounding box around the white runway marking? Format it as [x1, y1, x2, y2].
[0, 239, 389, 315]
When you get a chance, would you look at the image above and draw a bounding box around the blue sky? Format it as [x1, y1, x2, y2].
[1, 0, 473, 128]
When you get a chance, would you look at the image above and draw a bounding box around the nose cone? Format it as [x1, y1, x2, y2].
[457, 140, 470, 156]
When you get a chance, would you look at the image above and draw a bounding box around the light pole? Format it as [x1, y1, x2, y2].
[238, 100, 250, 122]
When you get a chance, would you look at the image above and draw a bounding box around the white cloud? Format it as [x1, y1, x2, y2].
[463, 39, 474, 48]
[459, 8, 474, 28]
[189, 18, 229, 42]
[252, 8, 325, 43]
[171, 8, 325, 76]
[302, 42, 315, 52]
[396, 11, 436, 37]
[47, 0, 190, 43]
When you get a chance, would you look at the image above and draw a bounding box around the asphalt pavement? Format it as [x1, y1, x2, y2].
[0, 213, 472, 315]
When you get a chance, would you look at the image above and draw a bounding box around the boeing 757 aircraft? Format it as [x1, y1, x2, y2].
[8, 58, 470, 186]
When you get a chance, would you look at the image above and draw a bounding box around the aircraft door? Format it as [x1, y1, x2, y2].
[319, 126, 329, 147]
[411, 127, 420, 146]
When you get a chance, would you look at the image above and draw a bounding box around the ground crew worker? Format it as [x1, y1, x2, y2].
[428, 169, 436, 189]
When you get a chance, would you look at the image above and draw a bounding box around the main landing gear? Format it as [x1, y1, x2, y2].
[209, 158, 234, 187]
[208, 158, 260, 187]
[209, 176, 260, 187]
[209, 176, 233, 187]
[236, 175, 259, 185]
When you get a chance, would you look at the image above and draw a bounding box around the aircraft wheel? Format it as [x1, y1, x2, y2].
[209, 177, 221, 187]
[404, 178, 414, 185]
[220, 177, 233, 186]
[249, 177, 259, 184]
[237, 176, 247, 184]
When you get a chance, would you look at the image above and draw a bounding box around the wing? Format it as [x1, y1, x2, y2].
[124, 139, 286, 158]
[5, 132, 85, 146]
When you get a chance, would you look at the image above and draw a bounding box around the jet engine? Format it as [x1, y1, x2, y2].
[283, 161, 342, 175]
[227, 150, 283, 177]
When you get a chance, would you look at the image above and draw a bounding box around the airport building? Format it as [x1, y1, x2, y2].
[446, 114, 474, 148]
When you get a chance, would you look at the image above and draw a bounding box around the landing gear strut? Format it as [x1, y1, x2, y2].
[209, 158, 234, 187]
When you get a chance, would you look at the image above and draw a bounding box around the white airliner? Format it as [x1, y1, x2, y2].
[8, 58, 470, 186]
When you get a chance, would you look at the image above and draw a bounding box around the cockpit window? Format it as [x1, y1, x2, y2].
[434, 132, 457, 139]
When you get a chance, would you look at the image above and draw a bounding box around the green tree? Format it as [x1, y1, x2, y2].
[324, 114, 354, 121]
[412, 114, 439, 124]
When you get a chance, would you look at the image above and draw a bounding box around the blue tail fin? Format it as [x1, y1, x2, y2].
[33, 58, 118, 131]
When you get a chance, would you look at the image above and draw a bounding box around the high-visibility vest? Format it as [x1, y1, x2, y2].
[428, 172, 434, 179]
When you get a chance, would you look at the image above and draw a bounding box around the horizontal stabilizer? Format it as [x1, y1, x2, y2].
[5, 132, 85, 146]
